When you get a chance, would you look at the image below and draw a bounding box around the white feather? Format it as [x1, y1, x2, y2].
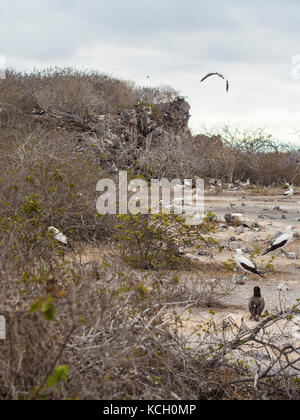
[48, 226, 68, 245]
[272, 226, 294, 247]
[234, 249, 256, 271]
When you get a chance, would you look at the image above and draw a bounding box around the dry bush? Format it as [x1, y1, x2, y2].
[0, 68, 179, 125]
[34, 69, 139, 116]
[92, 76, 138, 112]
[0, 70, 37, 118]
[35, 78, 102, 118]
[136, 85, 179, 105]
[136, 135, 206, 180]
[0, 128, 115, 272]
[195, 126, 300, 186]
[1, 253, 299, 400]
[1, 68, 300, 400]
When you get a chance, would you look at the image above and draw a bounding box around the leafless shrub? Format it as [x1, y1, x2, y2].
[136, 135, 205, 180]
[1, 68, 300, 401]
[1, 254, 298, 400]
[0, 128, 115, 273]
[136, 85, 179, 104]
[196, 126, 300, 186]
[35, 78, 103, 118]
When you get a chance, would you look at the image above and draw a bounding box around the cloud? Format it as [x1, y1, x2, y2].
[0, 0, 299, 140]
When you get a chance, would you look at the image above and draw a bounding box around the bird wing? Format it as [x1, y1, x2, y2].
[201, 72, 229, 92]
[239, 256, 264, 277]
[55, 232, 68, 245]
[249, 297, 255, 314]
[49, 226, 68, 244]
[200, 72, 217, 82]
[272, 232, 290, 247]
[262, 240, 288, 255]
[240, 256, 256, 269]
[259, 297, 265, 315]
[201, 72, 225, 82]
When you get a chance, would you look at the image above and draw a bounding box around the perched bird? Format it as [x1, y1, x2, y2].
[48, 226, 68, 245]
[249, 286, 265, 321]
[262, 226, 295, 256]
[240, 179, 251, 188]
[234, 249, 265, 278]
[200, 72, 229, 92]
[283, 185, 294, 198]
[273, 200, 281, 211]
[45, 277, 66, 298]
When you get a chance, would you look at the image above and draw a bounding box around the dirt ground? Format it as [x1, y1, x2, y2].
[174, 187, 300, 373]
[71, 187, 300, 374]
[203, 188, 300, 310]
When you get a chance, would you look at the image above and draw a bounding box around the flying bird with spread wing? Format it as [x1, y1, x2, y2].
[200, 72, 229, 92]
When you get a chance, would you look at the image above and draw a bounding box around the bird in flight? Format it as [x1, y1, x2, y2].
[200, 72, 229, 92]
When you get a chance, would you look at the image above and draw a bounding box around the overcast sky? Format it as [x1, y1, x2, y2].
[1, 0, 300, 142]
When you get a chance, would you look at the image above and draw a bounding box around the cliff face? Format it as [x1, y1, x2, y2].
[80, 96, 191, 149]
[32, 96, 192, 172]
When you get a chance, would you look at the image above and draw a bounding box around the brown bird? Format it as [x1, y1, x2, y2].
[249, 286, 265, 321]
[200, 72, 229, 92]
[45, 277, 66, 299]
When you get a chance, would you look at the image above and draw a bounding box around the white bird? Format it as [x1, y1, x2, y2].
[240, 179, 251, 188]
[234, 249, 265, 278]
[48, 226, 68, 245]
[200, 72, 229, 92]
[262, 226, 295, 256]
[283, 185, 294, 198]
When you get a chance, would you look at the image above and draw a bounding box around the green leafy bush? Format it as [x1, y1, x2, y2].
[115, 212, 217, 269]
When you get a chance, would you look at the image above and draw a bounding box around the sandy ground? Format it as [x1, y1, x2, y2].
[171, 188, 300, 373]
[203, 188, 300, 310]
[72, 187, 300, 374]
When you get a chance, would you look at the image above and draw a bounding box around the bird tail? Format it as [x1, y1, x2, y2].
[258, 270, 265, 278]
[253, 306, 260, 321]
[262, 248, 270, 256]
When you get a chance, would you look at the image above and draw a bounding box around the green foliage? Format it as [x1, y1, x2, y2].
[115, 212, 216, 269]
[264, 255, 276, 272]
[30, 297, 56, 321]
[46, 365, 68, 390]
[222, 258, 237, 271]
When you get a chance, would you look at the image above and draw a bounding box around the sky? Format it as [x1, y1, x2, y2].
[0, 0, 300, 143]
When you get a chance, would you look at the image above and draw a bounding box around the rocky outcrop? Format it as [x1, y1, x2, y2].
[32, 96, 192, 172]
